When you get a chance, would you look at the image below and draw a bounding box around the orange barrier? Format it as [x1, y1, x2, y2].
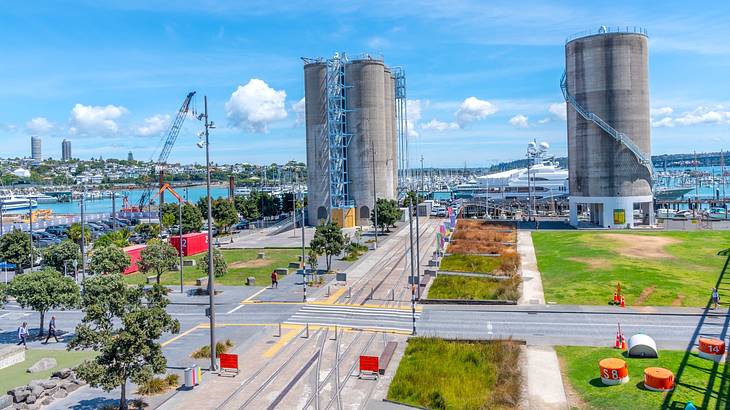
[219, 353, 239, 376]
[698, 337, 726, 362]
[644, 367, 674, 391]
[599, 358, 629, 385]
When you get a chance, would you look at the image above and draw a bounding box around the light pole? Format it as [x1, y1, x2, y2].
[371, 139, 378, 249]
[198, 95, 218, 372]
[178, 199, 184, 294]
[80, 187, 86, 281]
[408, 203, 416, 335]
[300, 187, 306, 302]
[0, 203, 4, 236]
[28, 199, 34, 272]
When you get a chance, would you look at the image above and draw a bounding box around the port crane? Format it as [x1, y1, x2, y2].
[136, 91, 197, 212]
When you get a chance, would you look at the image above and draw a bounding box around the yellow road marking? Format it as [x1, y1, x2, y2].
[263, 325, 304, 358]
[161, 324, 202, 347]
[311, 287, 347, 305]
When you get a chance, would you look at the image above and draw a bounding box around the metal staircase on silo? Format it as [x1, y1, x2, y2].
[560, 71, 653, 177]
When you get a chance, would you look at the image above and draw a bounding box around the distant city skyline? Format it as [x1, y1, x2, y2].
[1, 1, 729, 167]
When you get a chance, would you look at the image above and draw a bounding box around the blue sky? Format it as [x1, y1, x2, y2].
[1, 0, 730, 167]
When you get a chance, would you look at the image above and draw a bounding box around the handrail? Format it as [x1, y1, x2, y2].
[566, 26, 648, 44]
[561, 71, 653, 176]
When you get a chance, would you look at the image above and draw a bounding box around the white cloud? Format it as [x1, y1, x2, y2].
[455, 97, 497, 127]
[26, 117, 54, 135]
[548, 102, 567, 120]
[406, 99, 423, 138]
[292, 97, 306, 127]
[367, 36, 391, 50]
[70, 104, 128, 136]
[135, 114, 170, 137]
[225, 79, 288, 132]
[509, 114, 529, 128]
[538, 118, 550, 124]
[422, 119, 459, 132]
[652, 105, 730, 128]
[651, 107, 674, 117]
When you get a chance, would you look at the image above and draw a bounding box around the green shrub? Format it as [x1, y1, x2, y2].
[191, 339, 234, 359]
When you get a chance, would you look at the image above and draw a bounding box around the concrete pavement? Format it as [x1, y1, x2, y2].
[517, 231, 546, 305]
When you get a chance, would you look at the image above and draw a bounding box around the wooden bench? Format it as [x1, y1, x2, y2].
[379, 342, 398, 375]
[195, 277, 208, 287]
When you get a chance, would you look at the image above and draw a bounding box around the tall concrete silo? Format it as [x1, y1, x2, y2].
[304, 62, 330, 226]
[303, 54, 400, 227]
[563, 27, 654, 228]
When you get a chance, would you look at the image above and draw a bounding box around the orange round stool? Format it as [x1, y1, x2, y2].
[599, 358, 629, 385]
[698, 337, 726, 362]
[644, 367, 674, 391]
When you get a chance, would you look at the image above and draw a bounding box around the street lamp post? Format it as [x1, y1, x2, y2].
[300, 187, 306, 302]
[178, 199, 184, 294]
[81, 188, 86, 281]
[408, 203, 416, 335]
[28, 199, 34, 272]
[199, 95, 218, 372]
[371, 139, 378, 249]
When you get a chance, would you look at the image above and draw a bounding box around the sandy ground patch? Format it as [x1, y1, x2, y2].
[635, 286, 656, 306]
[602, 234, 680, 259]
[569, 257, 612, 270]
[671, 294, 685, 307]
[229, 259, 271, 269]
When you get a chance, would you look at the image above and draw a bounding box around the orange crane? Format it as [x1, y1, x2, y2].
[150, 183, 187, 293]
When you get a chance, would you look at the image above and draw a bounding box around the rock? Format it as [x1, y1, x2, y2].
[39, 380, 57, 390]
[0, 394, 12, 410]
[63, 384, 79, 393]
[24, 395, 36, 405]
[26, 358, 57, 374]
[27, 404, 40, 410]
[51, 368, 72, 379]
[29, 386, 43, 398]
[41, 397, 53, 406]
[11, 388, 29, 403]
[52, 390, 67, 399]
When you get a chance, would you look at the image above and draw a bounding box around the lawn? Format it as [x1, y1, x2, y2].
[387, 338, 521, 410]
[427, 275, 520, 301]
[123, 248, 302, 286]
[0, 349, 97, 393]
[532, 231, 729, 306]
[440, 254, 502, 273]
[556, 346, 729, 410]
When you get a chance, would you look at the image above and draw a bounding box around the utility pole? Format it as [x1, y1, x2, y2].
[0, 203, 4, 236]
[408, 203, 416, 335]
[28, 199, 34, 272]
[301, 187, 306, 302]
[201, 96, 218, 372]
[178, 199, 184, 293]
[112, 191, 117, 230]
[415, 156, 423, 299]
[371, 139, 378, 249]
[80, 188, 86, 281]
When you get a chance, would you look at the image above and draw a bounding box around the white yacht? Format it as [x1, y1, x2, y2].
[234, 187, 252, 197]
[0, 190, 38, 211]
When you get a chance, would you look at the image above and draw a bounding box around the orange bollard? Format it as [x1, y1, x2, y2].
[599, 358, 629, 385]
[698, 337, 726, 362]
[644, 367, 674, 391]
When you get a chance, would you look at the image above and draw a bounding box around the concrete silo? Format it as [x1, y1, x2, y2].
[303, 53, 401, 227]
[563, 27, 654, 228]
[304, 62, 330, 226]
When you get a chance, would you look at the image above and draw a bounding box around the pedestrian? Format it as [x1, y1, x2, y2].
[271, 270, 278, 289]
[712, 287, 720, 310]
[43, 315, 59, 344]
[17, 322, 28, 349]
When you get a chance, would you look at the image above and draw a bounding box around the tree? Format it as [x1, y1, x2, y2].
[134, 223, 160, 239]
[402, 190, 424, 209]
[371, 199, 401, 233]
[68, 223, 92, 246]
[41, 240, 81, 273]
[198, 248, 227, 278]
[196, 196, 209, 217]
[307, 248, 319, 271]
[94, 230, 130, 248]
[138, 240, 178, 284]
[0, 229, 30, 273]
[68, 276, 179, 410]
[234, 195, 260, 221]
[181, 203, 203, 233]
[281, 192, 303, 214]
[89, 245, 130, 275]
[212, 198, 238, 233]
[7, 268, 80, 336]
[0, 283, 7, 308]
[309, 221, 346, 271]
[159, 203, 177, 228]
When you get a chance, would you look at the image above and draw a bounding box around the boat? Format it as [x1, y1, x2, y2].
[0, 190, 38, 211]
[706, 207, 729, 220]
[22, 191, 58, 204]
[234, 187, 252, 197]
[653, 186, 693, 200]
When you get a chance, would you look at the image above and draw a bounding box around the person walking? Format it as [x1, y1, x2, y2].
[271, 270, 278, 289]
[43, 315, 59, 344]
[17, 322, 28, 349]
[712, 287, 720, 310]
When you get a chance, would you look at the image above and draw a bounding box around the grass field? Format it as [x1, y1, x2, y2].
[440, 254, 502, 273]
[556, 346, 729, 409]
[532, 231, 729, 306]
[387, 338, 521, 410]
[427, 275, 520, 300]
[123, 248, 302, 286]
[0, 349, 96, 393]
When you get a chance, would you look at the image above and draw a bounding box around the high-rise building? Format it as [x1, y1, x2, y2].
[127, 151, 134, 161]
[31, 136, 42, 162]
[62, 139, 72, 161]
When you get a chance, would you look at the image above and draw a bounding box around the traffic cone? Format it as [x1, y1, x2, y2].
[613, 291, 619, 304]
[621, 332, 627, 350]
[620, 295, 626, 308]
[614, 331, 622, 349]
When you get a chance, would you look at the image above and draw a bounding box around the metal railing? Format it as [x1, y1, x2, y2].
[566, 26, 648, 43]
[560, 71, 653, 176]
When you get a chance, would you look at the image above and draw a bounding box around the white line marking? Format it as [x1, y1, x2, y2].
[487, 321, 493, 335]
[226, 304, 245, 315]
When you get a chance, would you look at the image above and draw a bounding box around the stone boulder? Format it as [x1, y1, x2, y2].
[10, 388, 29, 403]
[51, 368, 72, 379]
[26, 358, 57, 374]
[0, 394, 13, 410]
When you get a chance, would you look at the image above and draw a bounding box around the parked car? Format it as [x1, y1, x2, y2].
[45, 225, 69, 236]
[234, 219, 249, 230]
[129, 234, 148, 244]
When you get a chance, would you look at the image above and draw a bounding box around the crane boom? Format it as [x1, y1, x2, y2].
[138, 91, 196, 209]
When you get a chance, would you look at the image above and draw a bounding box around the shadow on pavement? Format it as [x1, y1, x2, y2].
[661, 249, 730, 410]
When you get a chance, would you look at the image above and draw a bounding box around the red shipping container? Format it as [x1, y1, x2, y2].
[169, 232, 209, 256]
[123, 244, 147, 275]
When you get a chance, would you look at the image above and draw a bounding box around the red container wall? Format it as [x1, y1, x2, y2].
[123, 245, 146, 275]
[170, 232, 208, 256]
